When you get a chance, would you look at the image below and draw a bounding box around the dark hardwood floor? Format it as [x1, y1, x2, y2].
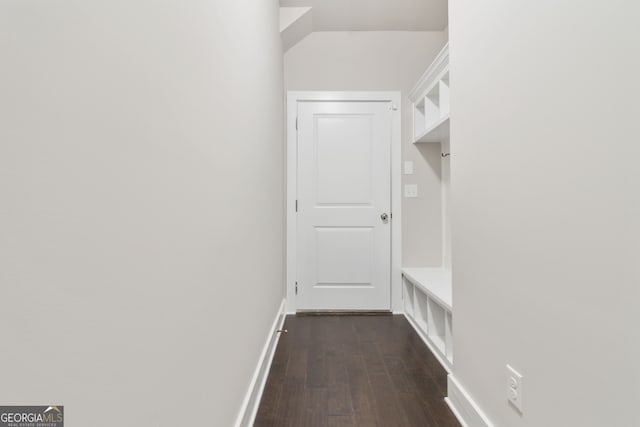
[254, 315, 461, 427]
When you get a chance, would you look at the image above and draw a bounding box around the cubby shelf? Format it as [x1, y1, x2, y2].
[402, 268, 453, 370]
[409, 43, 450, 144]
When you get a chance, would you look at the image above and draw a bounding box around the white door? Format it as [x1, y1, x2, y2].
[296, 101, 392, 311]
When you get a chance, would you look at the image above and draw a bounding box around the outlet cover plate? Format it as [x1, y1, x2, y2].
[506, 364, 523, 413]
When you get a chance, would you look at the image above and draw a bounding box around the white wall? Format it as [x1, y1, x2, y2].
[450, 1, 640, 426]
[285, 31, 448, 267]
[0, 1, 284, 426]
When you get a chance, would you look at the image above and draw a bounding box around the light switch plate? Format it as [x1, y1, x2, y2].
[403, 161, 414, 175]
[404, 184, 418, 198]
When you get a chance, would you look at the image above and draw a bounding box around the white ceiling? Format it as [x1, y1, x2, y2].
[280, 0, 448, 31]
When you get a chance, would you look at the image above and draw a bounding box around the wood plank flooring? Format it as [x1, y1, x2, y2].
[254, 315, 461, 427]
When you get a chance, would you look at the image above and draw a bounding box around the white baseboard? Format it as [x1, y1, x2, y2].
[446, 374, 495, 427]
[234, 299, 286, 427]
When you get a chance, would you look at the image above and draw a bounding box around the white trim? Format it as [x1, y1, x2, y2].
[445, 375, 496, 427]
[403, 313, 451, 373]
[390, 92, 402, 313]
[234, 299, 287, 427]
[286, 91, 402, 313]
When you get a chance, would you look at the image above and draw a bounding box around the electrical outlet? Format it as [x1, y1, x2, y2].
[404, 184, 418, 198]
[506, 364, 523, 413]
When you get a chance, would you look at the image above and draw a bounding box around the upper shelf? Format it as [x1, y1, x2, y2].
[410, 43, 450, 144]
[409, 42, 449, 102]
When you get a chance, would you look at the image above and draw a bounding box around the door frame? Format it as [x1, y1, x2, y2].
[286, 91, 402, 313]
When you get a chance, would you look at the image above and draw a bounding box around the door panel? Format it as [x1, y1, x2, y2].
[316, 116, 372, 205]
[297, 101, 391, 310]
[315, 227, 374, 285]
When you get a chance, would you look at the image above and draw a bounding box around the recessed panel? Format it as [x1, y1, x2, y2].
[315, 115, 372, 205]
[315, 227, 373, 286]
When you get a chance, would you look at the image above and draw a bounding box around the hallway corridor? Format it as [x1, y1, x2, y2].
[254, 315, 461, 426]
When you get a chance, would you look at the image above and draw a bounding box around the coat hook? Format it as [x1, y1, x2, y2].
[441, 152, 450, 158]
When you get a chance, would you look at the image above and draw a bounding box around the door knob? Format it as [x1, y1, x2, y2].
[380, 213, 389, 222]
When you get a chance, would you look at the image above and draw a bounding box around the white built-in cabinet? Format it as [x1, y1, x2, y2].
[404, 43, 453, 371]
[403, 269, 452, 368]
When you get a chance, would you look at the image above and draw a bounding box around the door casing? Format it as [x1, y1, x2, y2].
[286, 91, 402, 313]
